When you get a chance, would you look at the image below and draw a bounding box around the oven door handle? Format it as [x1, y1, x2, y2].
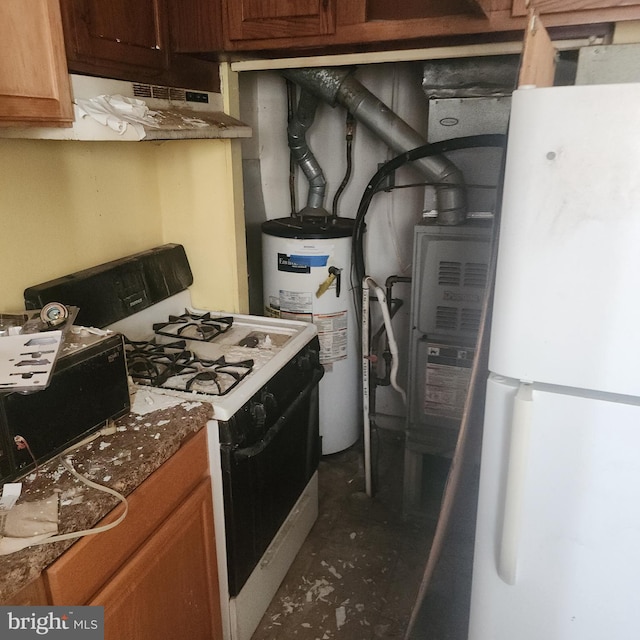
[233, 367, 323, 461]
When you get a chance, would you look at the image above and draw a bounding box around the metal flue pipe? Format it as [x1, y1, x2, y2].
[287, 88, 330, 217]
[282, 67, 467, 225]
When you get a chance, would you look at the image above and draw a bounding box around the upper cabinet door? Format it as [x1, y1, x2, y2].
[62, 0, 168, 71]
[225, 0, 336, 40]
[0, 0, 73, 127]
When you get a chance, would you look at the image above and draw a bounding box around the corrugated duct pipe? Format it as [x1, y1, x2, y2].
[282, 67, 467, 225]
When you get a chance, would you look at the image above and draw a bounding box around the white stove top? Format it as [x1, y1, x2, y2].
[107, 291, 318, 421]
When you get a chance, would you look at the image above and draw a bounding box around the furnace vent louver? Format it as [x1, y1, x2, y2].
[414, 222, 493, 340]
[464, 263, 489, 288]
[434, 307, 483, 333]
[436, 306, 459, 331]
[461, 308, 482, 332]
[437, 261, 488, 288]
[438, 261, 462, 286]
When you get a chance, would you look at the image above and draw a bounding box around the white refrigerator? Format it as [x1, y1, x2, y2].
[468, 82, 640, 640]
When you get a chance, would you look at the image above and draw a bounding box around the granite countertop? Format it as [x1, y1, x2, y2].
[0, 388, 213, 602]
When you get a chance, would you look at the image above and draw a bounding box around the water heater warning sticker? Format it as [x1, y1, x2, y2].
[314, 311, 348, 364]
[280, 290, 312, 313]
[279, 290, 313, 322]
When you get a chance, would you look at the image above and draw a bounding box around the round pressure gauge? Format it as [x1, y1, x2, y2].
[40, 302, 69, 328]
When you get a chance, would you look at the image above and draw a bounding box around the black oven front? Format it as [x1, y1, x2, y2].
[219, 336, 323, 596]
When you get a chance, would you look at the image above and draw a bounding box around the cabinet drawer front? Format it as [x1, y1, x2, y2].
[45, 429, 209, 604]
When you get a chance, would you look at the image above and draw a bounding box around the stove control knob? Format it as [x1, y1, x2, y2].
[250, 402, 267, 428]
[261, 391, 277, 413]
[296, 353, 312, 371]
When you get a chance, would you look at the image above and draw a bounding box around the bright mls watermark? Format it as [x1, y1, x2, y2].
[0, 607, 103, 639]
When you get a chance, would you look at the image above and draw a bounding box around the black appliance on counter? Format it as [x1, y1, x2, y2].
[0, 332, 130, 483]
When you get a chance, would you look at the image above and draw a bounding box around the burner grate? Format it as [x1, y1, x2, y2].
[124, 336, 255, 396]
[166, 356, 254, 396]
[124, 338, 195, 387]
[152, 311, 233, 342]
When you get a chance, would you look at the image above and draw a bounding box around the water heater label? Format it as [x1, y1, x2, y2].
[277, 253, 310, 273]
[314, 311, 348, 364]
[290, 254, 329, 267]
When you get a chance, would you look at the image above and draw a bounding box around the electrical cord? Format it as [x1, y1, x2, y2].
[9, 424, 129, 548]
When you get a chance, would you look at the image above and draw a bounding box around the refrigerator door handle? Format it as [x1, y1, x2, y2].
[497, 382, 533, 586]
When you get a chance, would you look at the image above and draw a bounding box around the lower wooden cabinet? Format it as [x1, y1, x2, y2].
[43, 429, 223, 640]
[89, 479, 222, 640]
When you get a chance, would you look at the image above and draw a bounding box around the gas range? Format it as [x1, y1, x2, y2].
[108, 290, 318, 422]
[23, 244, 323, 640]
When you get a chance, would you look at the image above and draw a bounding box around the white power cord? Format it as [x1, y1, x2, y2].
[12, 424, 129, 547]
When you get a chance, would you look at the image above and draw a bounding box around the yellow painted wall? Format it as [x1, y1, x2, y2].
[156, 139, 249, 313]
[0, 137, 248, 315]
[614, 20, 640, 42]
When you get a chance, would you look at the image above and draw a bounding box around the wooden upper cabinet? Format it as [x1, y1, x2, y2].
[367, 0, 492, 20]
[60, 0, 221, 91]
[218, 0, 640, 52]
[0, 0, 73, 127]
[224, 0, 337, 41]
[61, 0, 168, 72]
[168, 0, 223, 52]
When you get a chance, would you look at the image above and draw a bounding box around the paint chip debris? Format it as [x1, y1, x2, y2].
[321, 560, 342, 580]
[304, 578, 335, 603]
[335, 606, 346, 629]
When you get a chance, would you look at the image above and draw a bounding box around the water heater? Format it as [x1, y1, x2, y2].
[262, 217, 359, 455]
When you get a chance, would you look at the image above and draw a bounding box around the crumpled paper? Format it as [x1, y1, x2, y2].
[75, 94, 160, 138]
[0, 494, 59, 555]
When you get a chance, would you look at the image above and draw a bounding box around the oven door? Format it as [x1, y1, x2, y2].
[221, 367, 322, 596]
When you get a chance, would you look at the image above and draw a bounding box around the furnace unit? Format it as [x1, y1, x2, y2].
[404, 219, 492, 512]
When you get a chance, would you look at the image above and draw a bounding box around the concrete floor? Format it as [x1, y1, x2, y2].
[250, 429, 472, 640]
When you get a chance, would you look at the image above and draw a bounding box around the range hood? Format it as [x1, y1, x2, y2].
[0, 75, 251, 142]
